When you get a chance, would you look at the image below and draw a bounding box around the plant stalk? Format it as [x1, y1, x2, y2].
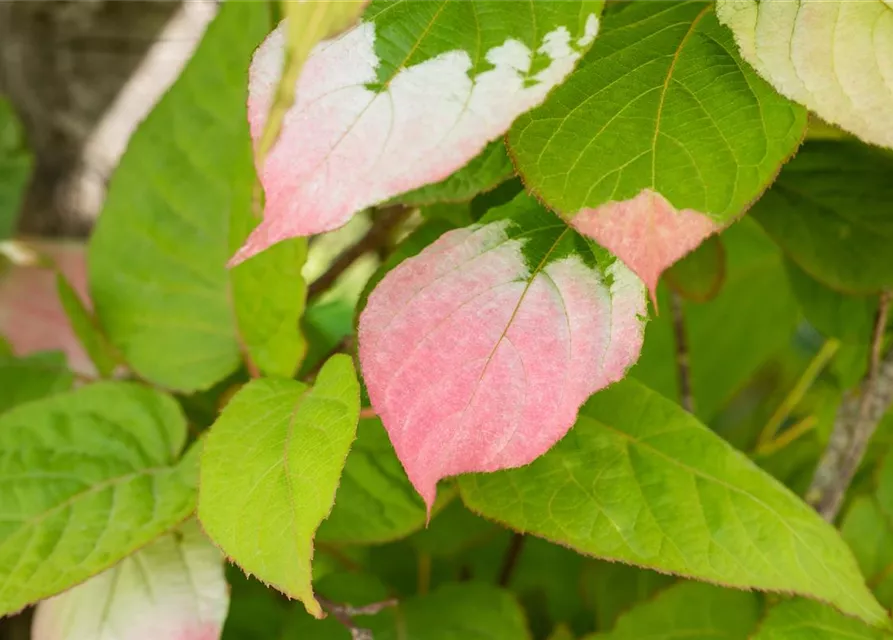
[806, 292, 892, 521]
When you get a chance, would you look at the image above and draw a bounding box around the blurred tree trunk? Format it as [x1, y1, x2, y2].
[0, 1, 181, 238]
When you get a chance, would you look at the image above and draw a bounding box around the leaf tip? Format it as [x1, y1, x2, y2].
[570, 189, 720, 302]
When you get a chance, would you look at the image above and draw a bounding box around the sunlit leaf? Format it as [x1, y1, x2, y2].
[717, 0, 893, 149]
[88, 2, 270, 391]
[232, 0, 604, 264]
[198, 355, 360, 617]
[359, 193, 646, 509]
[508, 0, 806, 299]
[0, 383, 198, 616]
[459, 378, 886, 626]
[32, 520, 228, 640]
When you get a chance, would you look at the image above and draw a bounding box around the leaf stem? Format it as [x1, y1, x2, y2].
[497, 533, 525, 587]
[417, 551, 431, 596]
[307, 205, 409, 302]
[807, 292, 893, 521]
[669, 291, 694, 413]
[758, 338, 840, 448]
[755, 415, 817, 457]
[317, 596, 397, 640]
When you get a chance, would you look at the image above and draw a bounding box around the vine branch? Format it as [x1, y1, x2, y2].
[807, 291, 892, 521]
[307, 205, 409, 301]
[317, 596, 397, 640]
[669, 291, 694, 413]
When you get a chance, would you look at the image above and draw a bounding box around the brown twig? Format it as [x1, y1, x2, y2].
[807, 291, 893, 521]
[307, 205, 409, 301]
[669, 291, 694, 413]
[317, 596, 398, 640]
[497, 533, 525, 587]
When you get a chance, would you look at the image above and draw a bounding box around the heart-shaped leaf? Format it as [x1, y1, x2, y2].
[231, 0, 603, 264]
[508, 1, 807, 299]
[32, 520, 228, 640]
[359, 193, 647, 509]
[717, 0, 893, 149]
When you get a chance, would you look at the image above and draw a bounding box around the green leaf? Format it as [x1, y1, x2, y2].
[632, 218, 799, 421]
[841, 496, 893, 611]
[459, 378, 886, 626]
[55, 273, 117, 378]
[581, 561, 675, 631]
[582, 581, 760, 639]
[229, 231, 308, 378]
[0, 351, 73, 414]
[198, 355, 360, 618]
[752, 600, 893, 640]
[785, 260, 878, 344]
[0, 98, 33, 240]
[362, 583, 531, 640]
[664, 235, 726, 303]
[0, 382, 198, 616]
[317, 418, 430, 545]
[88, 2, 271, 392]
[751, 140, 893, 294]
[510, 0, 806, 219]
[390, 141, 515, 207]
[507, 0, 806, 292]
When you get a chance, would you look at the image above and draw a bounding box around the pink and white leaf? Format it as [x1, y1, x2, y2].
[358, 215, 646, 509]
[232, 14, 599, 264]
[32, 520, 228, 640]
